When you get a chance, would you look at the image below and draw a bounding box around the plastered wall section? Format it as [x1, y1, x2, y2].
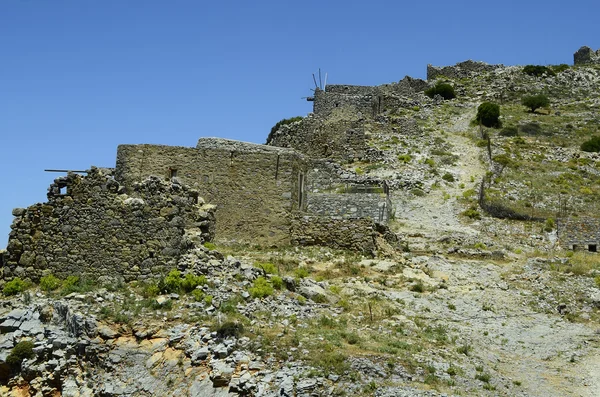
[115, 140, 307, 246]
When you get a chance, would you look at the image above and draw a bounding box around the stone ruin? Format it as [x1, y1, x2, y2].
[557, 217, 600, 252]
[2, 135, 399, 282]
[3, 167, 215, 283]
[573, 46, 600, 66]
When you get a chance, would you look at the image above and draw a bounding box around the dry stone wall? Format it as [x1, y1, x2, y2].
[290, 215, 378, 253]
[427, 60, 503, 80]
[115, 138, 307, 246]
[306, 193, 391, 223]
[310, 77, 428, 117]
[267, 115, 380, 163]
[3, 168, 215, 282]
[557, 218, 600, 250]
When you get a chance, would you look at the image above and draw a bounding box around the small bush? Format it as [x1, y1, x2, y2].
[6, 340, 35, 367]
[256, 262, 278, 275]
[181, 273, 207, 293]
[411, 282, 425, 293]
[425, 83, 456, 100]
[159, 269, 182, 294]
[551, 64, 570, 73]
[523, 65, 555, 77]
[544, 218, 555, 232]
[519, 122, 542, 136]
[476, 102, 501, 128]
[581, 136, 600, 152]
[249, 276, 274, 298]
[40, 274, 61, 292]
[203, 241, 217, 250]
[398, 154, 412, 163]
[215, 321, 244, 339]
[3, 278, 27, 296]
[294, 267, 310, 279]
[411, 188, 426, 197]
[499, 126, 518, 137]
[442, 173, 455, 182]
[270, 275, 284, 290]
[192, 289, 205, 302]
[521, 94, 549, 112]
[462, 206, 481, 220]
[141, 283, 160, 298]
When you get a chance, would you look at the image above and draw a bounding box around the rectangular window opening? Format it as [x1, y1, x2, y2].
[59, 186, 67, 195]
[169, 168, 178, 181]
[589, 244, 597, 252]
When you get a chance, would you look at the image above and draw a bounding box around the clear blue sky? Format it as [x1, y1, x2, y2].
[1, 0, 598, 246]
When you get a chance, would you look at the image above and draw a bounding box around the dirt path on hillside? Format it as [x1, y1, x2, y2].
[392, 111, 486, 239]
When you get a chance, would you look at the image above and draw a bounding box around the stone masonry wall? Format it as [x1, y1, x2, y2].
[427, 60, 504, 80]
[115, 138, 307, 246]
[290, 215, 378, 253]
[574, 46, 600, 66]
[306, 193, 391, 223]
[557, 218, 600, 249]
[3, 168, 215, 282]
[267, 115, 381, 163]
[311, 76, 428, 117]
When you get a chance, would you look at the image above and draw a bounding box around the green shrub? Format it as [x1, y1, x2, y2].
[499, 126, 518, 137]
[442, 173, 455, 182]
[492, 154, 513, 169]
[256, 262, 278, 274]
[192, 289, 205, 302]
[270, 275, 284, 290]
[425, 83, 456, 100]
[544, 218, 555, 232]
[159, 269, 182, 294]
[3, 278, 27, 296]
[141, 283, 160, 298]
[294, 267, 310, 279]
[551, 64, 570, 73]
[519, 122, 542, 136]
[521, 94, 549, 112]
[398, 154, 412, 163]
[181, 273, 207, 293]
[462, 206, 481, 220]
[249, 276, 274, 298]
[267, 116, 303, 143]
[476, 102, 501, 128]
[203, 241, 217, 250]
[595, 275, 600, 288]
[215, 321, 244, 339]
[581, 136, 600, 152]
[40, 274, 61, 292]
[6, 340, 35, 367]
[523, 65, 555, 77]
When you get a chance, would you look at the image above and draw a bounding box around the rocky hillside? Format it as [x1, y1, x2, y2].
[2, 61, 600, 397]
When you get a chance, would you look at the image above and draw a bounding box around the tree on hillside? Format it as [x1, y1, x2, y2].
[476, 102, 501, 128]
[521, 94, 549, 113]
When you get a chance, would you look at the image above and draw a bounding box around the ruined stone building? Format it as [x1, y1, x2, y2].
[116, 138, 308, 246]
[573, 46, 600, 66]
[3, 168, 215, 282]
[557, 218, 600, 252]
